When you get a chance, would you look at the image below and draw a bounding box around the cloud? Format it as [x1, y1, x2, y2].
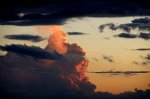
[67, 32, 86, 35]
[132, 48, 150, 51]
[114, 33, 137, 38]
[132, 17, 150, 24]
[88, 70, 150, 76]
[132, 54, 150, 66]
[4, 34, 44, 42]
[99, 23, 116, 32]
[0, 26, 96, 98]
[114, 32, 150, 40]
[132, 61, 150, 66]
[102, 55, 114, 63]
[1, 1, 150, 25]
[139, 32, 150, 40]
[99, 17, 150, 33]
[0, 44, 62, 60]
[145, 54, 150, 60]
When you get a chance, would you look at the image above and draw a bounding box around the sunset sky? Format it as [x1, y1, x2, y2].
[0, 0, 150, 99]
[1, 16, 150, 94]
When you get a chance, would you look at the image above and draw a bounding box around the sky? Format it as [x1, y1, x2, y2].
[0, 17, 150, 95]
[0, 0, 150, 99]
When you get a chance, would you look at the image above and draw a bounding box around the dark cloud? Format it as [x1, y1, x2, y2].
[102, 55, 114, 63]
[67, 32, 86, 35]
[99, 17, 150, 33]
[4, 34, 44, 42]
[0, 44, 62, 60]
[114, 32, 150, 40]
[114, 33, 137, 38]
[139, 32, 150, 40]
[1, 0, 150, 25]
[132, 48, 150, 51]
[88, 70, 150, 76]
[132, 17, 150, 24]
[99, 23, 116, 32]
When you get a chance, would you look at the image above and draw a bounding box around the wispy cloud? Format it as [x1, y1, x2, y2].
[102, 55, 114, 63]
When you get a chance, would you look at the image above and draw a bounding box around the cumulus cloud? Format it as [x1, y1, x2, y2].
[102, 55, 114, 63]
[4, 34, 44, 42]
[0, 26, 96, 99]
[67, 32, 86, 35]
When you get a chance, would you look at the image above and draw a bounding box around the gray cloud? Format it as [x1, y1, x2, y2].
[0, 44, 62, 60]
[132, 48, 150, 51]
[114, 32, 150, 40]
[114, 33, 137, 38]
[88, 70, 150, 76]
[67, 32, 86, 35]
[4, 34, 44, 42]
[99, 17, 150, 33]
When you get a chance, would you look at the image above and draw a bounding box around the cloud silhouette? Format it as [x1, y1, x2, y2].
[88, 70, 150, 76]
[132, 48, 150, 51]
[4, 34, 44, 42]
[0, 26, 96, 99]
[1, 0, 150, 25]
[114, 33, 137, 38]
[139, 33, 150, 40]
[0, 44, 62, 60]
[67, 32, 86, 35]
[99, 17, 150, 33]
[132, 17, 150, 24]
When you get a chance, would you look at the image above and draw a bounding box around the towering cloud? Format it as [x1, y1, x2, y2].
[0, 26, 95, 98]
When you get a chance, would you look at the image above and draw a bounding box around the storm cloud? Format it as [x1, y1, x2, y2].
[1, 0, 150, 25]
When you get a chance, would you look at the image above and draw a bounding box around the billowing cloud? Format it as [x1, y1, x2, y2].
[0, 26, 96, 98]
[102, 55, 114, 63]
[4, 34, 44, 42]
[67, 32, 86, 35]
